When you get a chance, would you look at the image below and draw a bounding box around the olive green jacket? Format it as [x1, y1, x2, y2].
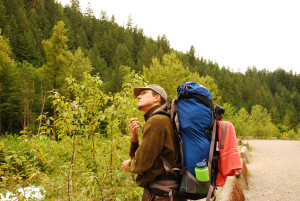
[128, 105, 179, 187]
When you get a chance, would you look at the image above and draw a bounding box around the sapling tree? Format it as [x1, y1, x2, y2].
[34, 71, 145, 200]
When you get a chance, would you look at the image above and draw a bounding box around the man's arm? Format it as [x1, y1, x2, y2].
[128, 118, 140, 158]
[129, 118, 140, 142]
[127, 116, 165, 174]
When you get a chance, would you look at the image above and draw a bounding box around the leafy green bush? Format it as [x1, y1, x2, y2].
[0, 135, 40, 190]
[29, 72, 145, 200]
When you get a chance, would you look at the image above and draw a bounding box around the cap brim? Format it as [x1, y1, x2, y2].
[134, 87, 151, 98]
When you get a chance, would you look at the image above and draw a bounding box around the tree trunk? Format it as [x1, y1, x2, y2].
[7, 114, 12, 134]
[38, 82, 46, 135]
[53, 105, 56, 140]
[53, 81, 57, 140]
[23, 102, 26, 131]
[0, 108, 2, 135]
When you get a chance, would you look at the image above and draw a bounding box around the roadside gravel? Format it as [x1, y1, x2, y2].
[243, 140, 300, 201]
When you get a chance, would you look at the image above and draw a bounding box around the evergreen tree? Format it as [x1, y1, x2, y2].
[68, 47, 93, 82]
[84, 2, 94, 17]
[270, 106, 280, 125]
[39, 21, 72, 92]
[0, 1, 7, 29]
[187, 45, 196, 68]
[157, 34, 170, 57]
[0, 30, 18, 133]
[13, 61, 39, 132]
[108, 44, 134, 92]
[0, 0, 299, 134]
[88, 43, 107, 76]
[136, 38, 155, 71]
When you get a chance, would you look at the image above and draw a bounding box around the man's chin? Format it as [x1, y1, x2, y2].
[137, 105, 143, 110]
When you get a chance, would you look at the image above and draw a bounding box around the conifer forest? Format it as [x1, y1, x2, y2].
[0, 0, 299, 200]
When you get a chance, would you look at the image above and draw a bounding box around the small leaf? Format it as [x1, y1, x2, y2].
[16, 158, 22, 165]
[19, 156, 26, 161]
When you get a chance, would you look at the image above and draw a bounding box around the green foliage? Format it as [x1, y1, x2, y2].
[27, 72, 145, 200]
[287, 129, 297, 140]
[0, 0, 299, 135]
[39, 20, 73, 93]
[220, 103, 237, 122]
[49, 72, 109, 139]
[143, 52, 221, 102]
[39, 20, 94, 96]
[0, 0, 299, 198]
[0, 72, 148, 200]
[0, 30, 20, 133]
[233, 108, 250, 137]
[233, 105, 281, 138]
[248, 105, 280, 138]
[0, 135, 40, 190]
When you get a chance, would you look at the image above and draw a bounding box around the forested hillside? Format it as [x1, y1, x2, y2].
[0, 0, 299, 199]
[0, 0, 299, 135]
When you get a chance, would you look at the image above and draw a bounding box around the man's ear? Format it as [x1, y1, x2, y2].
[153, 94, 161, 103]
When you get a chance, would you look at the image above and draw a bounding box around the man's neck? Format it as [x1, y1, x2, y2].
[140, 103, 160, 114]
[143, 105, 161, 122]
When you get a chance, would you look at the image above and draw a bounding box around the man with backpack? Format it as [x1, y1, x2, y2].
[122, 84, 186, 201]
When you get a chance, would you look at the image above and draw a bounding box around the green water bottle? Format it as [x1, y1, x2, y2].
[195, 159, 209, 182]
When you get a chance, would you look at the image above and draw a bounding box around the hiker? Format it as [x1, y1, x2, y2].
[122, 84, 186, 201]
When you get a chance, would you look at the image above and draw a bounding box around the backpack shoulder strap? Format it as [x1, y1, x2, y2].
[206, 119, 218, 201]
[150, 102, 171, 118]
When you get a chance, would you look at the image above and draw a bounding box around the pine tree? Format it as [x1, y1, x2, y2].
[40, 20, 72, 92]
[270, 106, 280, 125]
[0, 30, 18, 133]
[187, 45, 196, 68]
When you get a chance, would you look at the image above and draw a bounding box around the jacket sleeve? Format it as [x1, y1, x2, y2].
[129, 141, 139, 159]
[128, 116, 165, 174]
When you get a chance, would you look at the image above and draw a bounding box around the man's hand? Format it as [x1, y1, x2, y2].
[128, 118, 140, 142]
[122, 160, 131, 172]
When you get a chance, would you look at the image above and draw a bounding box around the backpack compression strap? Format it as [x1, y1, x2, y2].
[178, 94, 214, 111]
[206, 119, 217, 201]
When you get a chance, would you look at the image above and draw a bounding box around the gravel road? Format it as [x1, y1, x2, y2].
[243, 140, 300, 201]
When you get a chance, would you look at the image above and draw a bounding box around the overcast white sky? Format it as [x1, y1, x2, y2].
[60, 0, 300, 74]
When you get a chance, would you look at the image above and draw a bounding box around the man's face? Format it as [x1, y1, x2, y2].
[137, 89, 159, 112]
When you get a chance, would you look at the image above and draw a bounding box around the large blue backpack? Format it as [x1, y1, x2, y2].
[150, 82, 220, 201]
[175, 82, 219, 200]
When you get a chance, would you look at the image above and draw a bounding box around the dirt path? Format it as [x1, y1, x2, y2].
[243, 140, 300, 201]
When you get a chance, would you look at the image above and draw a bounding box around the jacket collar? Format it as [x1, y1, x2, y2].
[143, 105, 161, 122]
